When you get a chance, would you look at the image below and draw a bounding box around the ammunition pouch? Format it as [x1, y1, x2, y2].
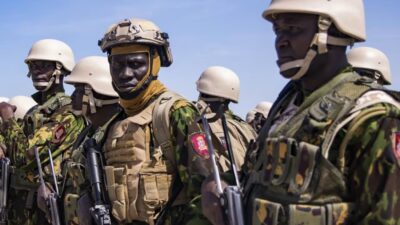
[252, 198, 354, 225]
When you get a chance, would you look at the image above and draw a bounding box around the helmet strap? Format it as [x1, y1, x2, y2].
[279, 16, 354, 81]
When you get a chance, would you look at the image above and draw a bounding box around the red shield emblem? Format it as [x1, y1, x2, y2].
[393, 132, 400, 160]
[52, 124, 66, 144]
[190, 133, 210, 159]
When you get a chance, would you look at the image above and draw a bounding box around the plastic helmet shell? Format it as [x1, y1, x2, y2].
[65, 56, 118, 97]
[8, 96, 37, 120]
[99, 18, 173, 67]
[347, 47, 391, 85]
[254, 101, 273, 118]
[0, 97, 9, 103]
[25, 39, 75, 72]
[246, 109, 257, 123]
[196, 66, 240, 103]
[262, 0, 366, 42]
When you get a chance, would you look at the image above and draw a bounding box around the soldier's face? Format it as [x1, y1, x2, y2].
[273, 13, 318, 78]
[28, 60, 56, 91]
[71, 84, 85, 112]
[109, 53, 149, 94]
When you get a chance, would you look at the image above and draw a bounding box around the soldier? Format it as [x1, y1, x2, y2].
[202, 0, 400, 224]
[34, 56, 120, 225]
[0, 39, 86, 225]
[77, 18, 212, 225]
[245, 109, 256, 125]
[195, 66, 256, 172]
[252, 101, 272, 133]
[347, 47, 392, 85]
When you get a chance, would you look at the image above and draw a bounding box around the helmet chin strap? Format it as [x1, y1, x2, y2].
[279, 16, 354, 81]
[30, 62, 63, 92]
[73, 85, 119, 116]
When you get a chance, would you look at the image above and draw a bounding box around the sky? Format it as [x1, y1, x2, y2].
[0, 0, 399, 118]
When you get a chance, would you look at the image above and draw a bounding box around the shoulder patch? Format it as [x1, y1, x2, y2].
[52, 124, 66, 144]
[392, 132, 400, 165]
[190, 132, 210, 159]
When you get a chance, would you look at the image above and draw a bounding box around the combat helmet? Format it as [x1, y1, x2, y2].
[347, 47, 391, 85]
[254, 101, 273, 118]
[8, 96, 37, 120]
[65, 56, 119, 115]
[196, 66, 240, 103]
[263, 0, 365, 80]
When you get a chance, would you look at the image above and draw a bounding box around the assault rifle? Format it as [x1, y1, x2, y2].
[84, 138, 111, 225]
[199, 104, 244, 225]
[34, 147, 61, 225]
[0, 158, 10, 225]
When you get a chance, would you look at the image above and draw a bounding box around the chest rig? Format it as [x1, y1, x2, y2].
[244, 72, 399, 225]
[196, 100, 256, 172]
[23, 92, 71, 136]
[100, 91, 187, 224]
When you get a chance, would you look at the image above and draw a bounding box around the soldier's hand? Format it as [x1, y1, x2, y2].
[37, 182, 53, 222]
[0, 102, 16, 121]
[201, 175, 227, 225]
[0, 144, 6, 159]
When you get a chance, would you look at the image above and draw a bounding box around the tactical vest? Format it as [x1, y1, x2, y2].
[243, 72, 400, 225]
[195, 100, 256, 172]
[97, 91, 189, 224]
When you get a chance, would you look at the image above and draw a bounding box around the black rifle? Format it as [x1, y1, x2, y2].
[84, 138, 111, 225]
[0, 158, 10, 225]
[199, 104, 244, 225]
[34, 147, 61, 225]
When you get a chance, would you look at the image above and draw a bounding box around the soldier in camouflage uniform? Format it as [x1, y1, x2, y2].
[34, 56, 120, 225]
[195, 66, 256, 172]
[0, 39, 86, 225]
[202, 0, 400, 225]
[347, 47, 392, 86]
[76, 18, 215, 225]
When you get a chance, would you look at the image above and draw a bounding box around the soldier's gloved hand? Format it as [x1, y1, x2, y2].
[0, 143, 7, 159]
[77, 193, 94, 225]
[201, 175, 228, 225]
[0, 102, 16, 121]
[37, 182, 53, 222]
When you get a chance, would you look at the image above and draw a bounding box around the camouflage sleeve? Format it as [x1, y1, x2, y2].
[24, 110, 86, 172]
[347, 104, 400, 224]
[0, 118, 29, 166]
[169, 99, 212, 224]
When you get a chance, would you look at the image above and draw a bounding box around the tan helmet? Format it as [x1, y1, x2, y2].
[25, 39, 75, 72]
[0, 97, 9, 103]
[254, 101, 273, 118]
[65, 56, 118, 97]
[347, 47, 392, 85]
[98, 18, 173, 67]
[65, 56, 119, 115]
[8, 96, 37, 120]
[246, 109, 257, 124]
[196, 66, 240, 103]
[263, 0, 365, 80]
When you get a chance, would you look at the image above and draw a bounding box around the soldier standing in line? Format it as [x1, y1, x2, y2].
[347, 47, 392, 86]
[202, 0, 400, 224]
[34, 56, 120, 225]
[195, 66, 256, 172]
[252, 101, 272, 133]
[0, 39, 86, 225]
[77, 18, 214, 225]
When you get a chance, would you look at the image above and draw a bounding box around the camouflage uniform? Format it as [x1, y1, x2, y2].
[0, 91, 86, 225]
[195, 99, 256, 172]
[243, 69, 400, 225]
